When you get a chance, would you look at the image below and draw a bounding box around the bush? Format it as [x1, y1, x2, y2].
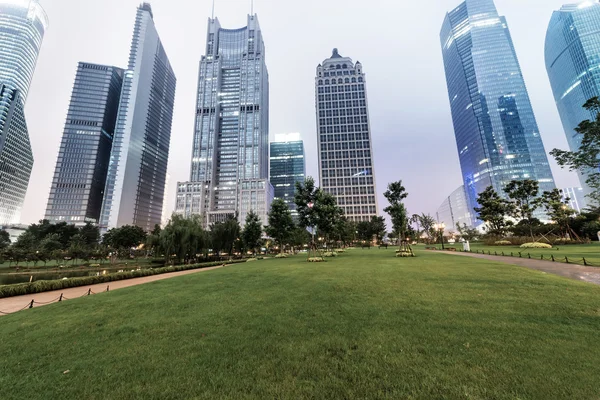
[308, 257, 324, 263]
[323, 252, 338, 257]
[0, 260, 246, 299]
[494, 240, 512, 246]
[395, 251, 414, 258]
[246, 258, 257, 262]
[275, 254, 288, 258]
[520, 242, 553, 249]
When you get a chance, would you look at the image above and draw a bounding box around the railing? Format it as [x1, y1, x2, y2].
[457, 249, 598, 267]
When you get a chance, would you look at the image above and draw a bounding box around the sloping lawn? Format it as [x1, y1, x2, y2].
[1, 250, 599, 399]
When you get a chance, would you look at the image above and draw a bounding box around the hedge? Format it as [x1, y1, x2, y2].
[0, 260, 246, 299]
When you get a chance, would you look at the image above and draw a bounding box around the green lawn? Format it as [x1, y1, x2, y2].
[1, 250, 600, 399]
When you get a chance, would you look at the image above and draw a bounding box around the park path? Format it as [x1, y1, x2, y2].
[441, 251, 600, 286]
[0, 264, 227, 316]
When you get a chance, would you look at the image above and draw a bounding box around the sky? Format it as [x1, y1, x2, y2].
[21, 0, 580, 225]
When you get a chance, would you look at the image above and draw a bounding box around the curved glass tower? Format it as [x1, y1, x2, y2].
[440, 0, 555, 219]
[545, 1, 600, 202]
[0, 0, 48, 101]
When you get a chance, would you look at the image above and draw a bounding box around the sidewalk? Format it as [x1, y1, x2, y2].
[441, 251, 600, 286]
[0, 264, 226, 316]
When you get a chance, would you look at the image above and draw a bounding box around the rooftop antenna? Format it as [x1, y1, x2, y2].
[211, 0, 215, 19]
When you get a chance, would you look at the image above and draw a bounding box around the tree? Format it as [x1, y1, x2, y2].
[242, 211, 263, 255]
[456, 222, 479, 242]
[474, 186, 513, 236]
[265, 199, 295, 254]
[161, 214, 206, 263]
[540, 189, 577, 239]
[356, 221, 373, 242]
[410, 214, 421, 242]
[550, 97, 600, 206]
[79, 222, 100, 247]
[210, 216, 240, 257]
[504, 180, 542, 241]
[383, 181, 409, 246]
[0, 229, 10, 251]
[145, 224, 163, 257]
[102, 225, 147, 253]
[370, 216, 387, 244]
[68, 234, 87, 264]
[418, 214, 437, 244]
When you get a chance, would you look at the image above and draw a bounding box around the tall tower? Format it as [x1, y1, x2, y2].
[270, 133, 306, 220]
[100, 3, 177, 232]
[545, 1, 600, 205]
[0, 0, 48, 225]
[440, 0, 555, 218]
[175, 15, 273, 227]
[315, 49, 379, 222]
[45, 63, 124, 226]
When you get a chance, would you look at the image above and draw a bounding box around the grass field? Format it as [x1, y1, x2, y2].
[1, 250, 600, 399]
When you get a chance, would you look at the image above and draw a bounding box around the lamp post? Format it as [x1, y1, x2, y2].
[434, 223, 446, 250]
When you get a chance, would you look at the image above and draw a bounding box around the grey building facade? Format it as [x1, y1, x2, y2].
[175, 14, 272, 227]
[315, 49, 379, 222]
[100, 3, 176, 232]
[441, 0, 556, 220]
[0, 0, 48, 225]
[545, 1, 600, 200]
[269, 133, 306, 219]
[45, 63, 124, 226]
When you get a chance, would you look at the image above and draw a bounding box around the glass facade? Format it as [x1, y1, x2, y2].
[0, 0, 47, 225]
[269, 134, 306, 219]
[0, 0, 47, 102]
[545, 1, 600, 198]
[315, 49, 379, 222]
[441, 0, 555, 219]
[0, 85, 32, 225]
[176, 14, 272, 227]
[436, 185, 475, 232]
[561, 186, 587, 213]
[100, 3, 176, 232]
[45, 63, 124, 226]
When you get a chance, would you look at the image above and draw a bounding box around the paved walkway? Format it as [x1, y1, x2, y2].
[0, 264, 226, 316]
[441, 251, 600, 286]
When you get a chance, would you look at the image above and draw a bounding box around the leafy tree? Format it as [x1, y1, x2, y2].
[456, 222, 479, 242]
[540, 189, 577, 239]
[504, 180, 542, 241]
[102, 225, 147, 252]
[410, 214, 421, 242]
[550, 97, 600, 206]
[145, 224, 163, 256]
[210, 216, 240, 256]
[0, 229, 10, 251]
[332, 217, 355, 247]
[79, 222, 100, 247]
[68, 234, 88, 264]
[474, 186, 513, 236]
[242, 211, 263, 255]
[161, 214, 206, 263]
[370, 216, 387, 244]
[383, 181, 409, 245]
[290, 227, 311, 250]
[265, 199, 295, 254]
[356, 221, 373, 242]
[418, 214, 437, 244]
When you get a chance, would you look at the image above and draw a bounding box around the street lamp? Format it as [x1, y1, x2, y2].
[434, 223, 446, 250]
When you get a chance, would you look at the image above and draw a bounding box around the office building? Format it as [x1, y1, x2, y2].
[45, 63, 124, 226]
[546, 1, 600, 199]
[100, 3, 176, 232]
[436, 185, 475, 232]
[175, 15, 272, 227]
[562, 187, 587, 213]
[0, 0, 47, 225]
[440, 0, 556, 219]
[269, 133, 305, 219]
[315, 49, 379, 222]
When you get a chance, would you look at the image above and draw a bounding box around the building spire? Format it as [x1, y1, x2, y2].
[251, 0, 254, 15]
[212, 0, 215, 19]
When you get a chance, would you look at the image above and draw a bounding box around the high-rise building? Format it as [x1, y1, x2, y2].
[175, 15, 272, 227]
[100, 4, 176, 232]
[0, 0, 47, 226]
[562, 187, 587, 213]
[545, 1, 600, 199]
[436, 185, 475, 232]
[45, 63, 124, 226]
[315, 49, 379, 222]
[270, 133, 306, 219]
[440, 0, 556, 219]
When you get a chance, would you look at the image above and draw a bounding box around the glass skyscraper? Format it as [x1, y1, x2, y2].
[315, 49, 379, 222]
[100, 3, 176, 232]
[436, 185, 475, 232]
[45, 63, 124, 226]
[0, 0, 47, 225]
[441, 0, 556, 218]
[545, 1, 600, 202]
[270, 133, 306, 219]
[175, 15, 273, 227]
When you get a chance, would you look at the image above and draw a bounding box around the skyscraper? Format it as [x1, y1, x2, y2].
[545, 1, 600, 200]
[315, 49, 379, 222]
[45, 63, 124, 226]
[436, 185, 475, 232]
[440, 0, 556, 218]
[100, 3, 176, 232]
[175, 15, 272, 227]
[0, 0, 47, 225]
[270, 133, 306, 219]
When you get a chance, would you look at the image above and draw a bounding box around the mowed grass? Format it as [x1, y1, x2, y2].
[463, 242, 600, 266]
[1, 250, 600, 399]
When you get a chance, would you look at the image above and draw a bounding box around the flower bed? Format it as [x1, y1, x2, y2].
[520, 242, 553, 249]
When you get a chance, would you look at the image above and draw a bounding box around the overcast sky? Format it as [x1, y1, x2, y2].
[22, 0, 579, 225]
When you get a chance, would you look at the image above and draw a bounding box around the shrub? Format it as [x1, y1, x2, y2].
[494, 240, 512, 246]
[323, 252, 338, 257]
[275, 254, 288, 258]
[395, 250, 414, 258]
[246, 258, 257, 262]
[520, 242, 553, 249]
[308, 257, 325, 263]
[0, 260, 246, 299]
